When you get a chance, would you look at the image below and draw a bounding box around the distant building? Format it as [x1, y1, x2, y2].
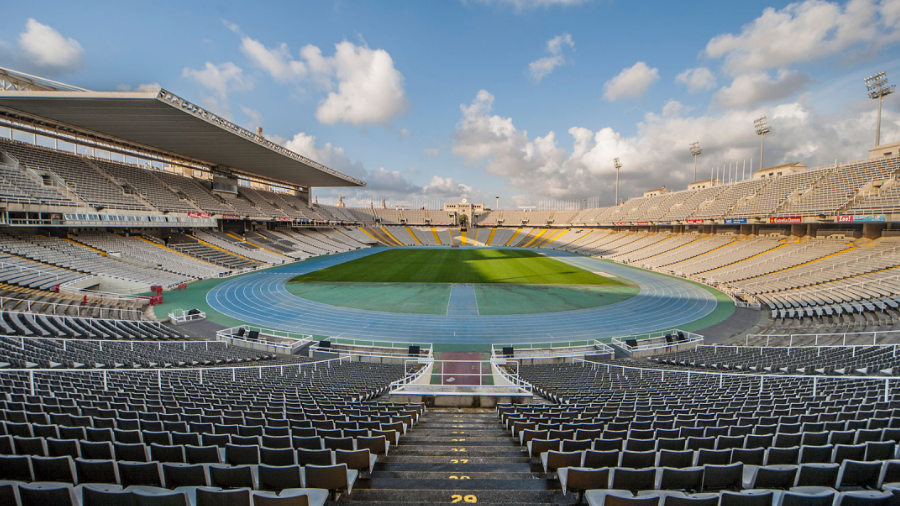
[444, 198, 484, 225]
[869, 141, 900, 159]
[752, 162, 806, 180]
[643, 187, 669, 198]
[688, 178, 721, 190]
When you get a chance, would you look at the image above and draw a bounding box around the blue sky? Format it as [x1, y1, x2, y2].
[1, 0, 899, 208]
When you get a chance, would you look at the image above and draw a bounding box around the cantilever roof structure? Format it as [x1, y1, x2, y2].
[0, 83, 365, 189]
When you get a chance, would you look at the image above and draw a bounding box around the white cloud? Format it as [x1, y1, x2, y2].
[283, 131, 418, 193]
[451, 89, 899, 203]
[181, 62, 251, 100]
[116, 82, 162, 93]
[282, 131, 481, 206]
[423, 148, 440, 157]
[238, 31, 408, 126]
[423, 175, 473, 197]
[315, 42, 408, 125]
[240, 37, 307, 82]
[676, 67, 716, 93]
[603, 61, 659, 101]
[17, 18, 83, 73]
[714, 70, 813, 108]
[528, 33, 574, 82]
[240, 105, 263, 126]
[705, 0, 898, 76]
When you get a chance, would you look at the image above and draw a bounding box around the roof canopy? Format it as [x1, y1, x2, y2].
[0, 89, 365, 188]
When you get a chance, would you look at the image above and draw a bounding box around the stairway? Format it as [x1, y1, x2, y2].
[342, 408, 566, 504]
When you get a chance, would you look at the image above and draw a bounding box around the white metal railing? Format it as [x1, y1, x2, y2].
[58, 277, 154, 300]
[168, 308, 206, 324]
[746, 330, 900, 346]
[610, 329, 704, 353]
[311, 340, 434, 360]
[0, 306, 150, 326]
[0, 259, 68, 283]
[574, 359, 897, 402]
[491, 341, 615, 360]
[493, 339, 601, 350]
[490, 357, 534, 393]
[388, 358, 434, 390]
[0, 303, 145, 321]
[6, 335, 221, 352]
[216, 325, 312, 342]
[0, 355, 353, 397]
[215, 326, 307, 352]
[429, 360, 494, 386]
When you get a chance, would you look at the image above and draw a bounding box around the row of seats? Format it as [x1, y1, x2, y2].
[525, 440, 897, 468]
[0, 465, 331, 505]
[544, 459, 897, 494]
[0, 434, 392, 464]
[582, 487, 893, 506]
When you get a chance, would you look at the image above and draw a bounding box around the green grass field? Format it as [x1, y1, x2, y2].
[290, 248, 623, 285]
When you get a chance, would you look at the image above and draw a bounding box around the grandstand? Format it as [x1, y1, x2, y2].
[3, 66, 900, 504]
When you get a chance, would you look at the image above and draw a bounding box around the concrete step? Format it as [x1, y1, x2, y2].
[371, 470, 537, 480]
[351, 408, 559, 504]
[390, 446, 526, 457]
[338, 488, 568, 504]
[381, 455, 532, 464]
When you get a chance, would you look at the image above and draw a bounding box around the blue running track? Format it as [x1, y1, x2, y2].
[206, 247, 721, 345]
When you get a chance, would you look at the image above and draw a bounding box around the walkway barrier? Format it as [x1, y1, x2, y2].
[309, 339, 433, 360]
[7, 336, 220, 352]
[168, 308, 206, 324]
[610, 329, 704, 357]
[491, 340, 615, 361]
[745, 329, 900, 346]
[216, 325, 309, 354]
[489, 357, 534, 394]
[574, 359, 898, 403]
[430, 360, 494, 386]
[0, 297, 145, 320]
[389, 358, 534, 397]
[0, 355, 353, 397]
[389, 358, 434, 391]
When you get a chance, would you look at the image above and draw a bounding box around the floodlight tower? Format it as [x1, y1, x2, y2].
[754, 116, 771, 172]
[689, 141, 702, 182]
[495, 196, 499, 210]
[613, 157, 622, 205]
[865, 71, 895, 147]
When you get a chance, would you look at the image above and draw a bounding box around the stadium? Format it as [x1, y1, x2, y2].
[0, 13, 899, 506]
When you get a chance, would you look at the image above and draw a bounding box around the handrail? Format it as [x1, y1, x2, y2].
[491, 341, 615, 360]
[574, 358, 900, 383]
[0, 355, 354, 396]
[1, 307, 150, 324]
[389, 357, 433, 390]
[0, 259, 66, 282]
[490, 357, 534, 393]
[5, 335, 218, 347]
[611, 330, 704, 353]
[0, 296, 145, 320]
[746, 329, 900, 346]
[701, 343, 898, 350]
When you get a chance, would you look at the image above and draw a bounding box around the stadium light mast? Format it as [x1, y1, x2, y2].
[613, 157, 622, 205]
[753, 116, 771, 172]
[689, 141, 702, 182]
[865, 71, 895, 147]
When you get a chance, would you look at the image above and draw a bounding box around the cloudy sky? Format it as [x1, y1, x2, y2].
[2, 0, 900, 208]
